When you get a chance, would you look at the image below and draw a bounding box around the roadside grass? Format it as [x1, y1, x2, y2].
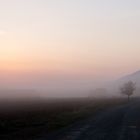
[0, 97, 126, 138]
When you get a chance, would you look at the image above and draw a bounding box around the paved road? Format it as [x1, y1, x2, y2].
[43, 101, 140, 140]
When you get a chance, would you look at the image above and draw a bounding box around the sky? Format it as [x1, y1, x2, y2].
[0, 0, 140, 93]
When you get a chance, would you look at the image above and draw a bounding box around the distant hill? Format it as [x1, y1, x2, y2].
[112, 70, 140, 96]
[118, 70, 140, 85]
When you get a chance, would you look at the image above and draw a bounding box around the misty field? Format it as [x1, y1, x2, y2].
[0, 97, 126, 139]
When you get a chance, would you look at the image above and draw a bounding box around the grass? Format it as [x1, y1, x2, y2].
[0, 97, 126, 139]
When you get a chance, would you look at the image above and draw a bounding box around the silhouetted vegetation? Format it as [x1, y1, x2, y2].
[0, 98, 125, 139]
[120, 81, 136, 101]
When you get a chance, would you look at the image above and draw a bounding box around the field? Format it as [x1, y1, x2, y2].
[0, 97, 126, 139]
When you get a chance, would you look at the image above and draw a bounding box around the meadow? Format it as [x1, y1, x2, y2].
[0, 97, 126, 139]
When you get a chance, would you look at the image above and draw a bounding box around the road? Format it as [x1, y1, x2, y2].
[43, 101, 140, 140]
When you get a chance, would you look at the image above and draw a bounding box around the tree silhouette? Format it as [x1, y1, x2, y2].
[120, 81, 136, 101]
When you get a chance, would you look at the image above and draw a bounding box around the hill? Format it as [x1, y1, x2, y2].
[112, 70, 140, 96]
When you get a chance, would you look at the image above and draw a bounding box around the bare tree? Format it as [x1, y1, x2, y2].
[120, 81, 136, 101]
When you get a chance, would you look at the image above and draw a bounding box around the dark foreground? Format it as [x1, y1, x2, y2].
[45, 100, 140, 140]
[1, 98, 140, 140]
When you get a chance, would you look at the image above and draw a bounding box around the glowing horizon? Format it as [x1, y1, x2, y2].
[0, 0, 140, 80]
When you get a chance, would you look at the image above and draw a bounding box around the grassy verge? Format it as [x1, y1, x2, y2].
[0, 97, 126, 138]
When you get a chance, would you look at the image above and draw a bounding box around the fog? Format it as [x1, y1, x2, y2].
[0, 0, 140, 99]
[0, 73, 110, 98]
[0, 68, 140, 99]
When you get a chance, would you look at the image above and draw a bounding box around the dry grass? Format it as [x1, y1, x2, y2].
[0, 97, 126, 138]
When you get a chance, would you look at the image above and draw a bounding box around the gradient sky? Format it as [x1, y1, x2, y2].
[0, 0, 140, 90]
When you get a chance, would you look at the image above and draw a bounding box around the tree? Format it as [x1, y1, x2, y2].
[120, 81, 136, 101]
